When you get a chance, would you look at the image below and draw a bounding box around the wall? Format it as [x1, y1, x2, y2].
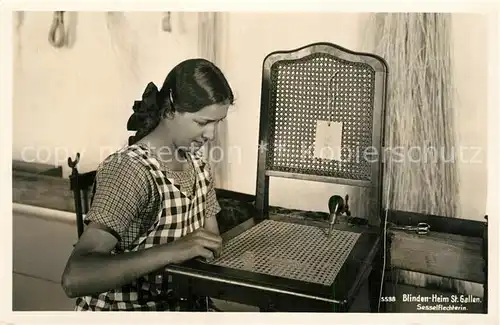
[13, 12, 200, 174]
[451, 13, 489, 220]
[12, 12, 489, 221]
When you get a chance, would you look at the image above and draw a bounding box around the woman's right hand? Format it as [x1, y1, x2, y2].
[61, 226, 222, 298]
[167, 228, 223, 263]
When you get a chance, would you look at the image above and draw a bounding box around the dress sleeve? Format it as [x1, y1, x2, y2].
[84, 153, 153, 241]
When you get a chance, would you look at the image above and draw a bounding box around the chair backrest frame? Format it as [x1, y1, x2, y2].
[255, 42, 389, 226]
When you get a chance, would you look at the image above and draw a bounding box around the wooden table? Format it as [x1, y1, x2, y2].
[167, 215, 381, 312]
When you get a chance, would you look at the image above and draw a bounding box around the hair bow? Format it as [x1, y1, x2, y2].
[127, 82, 161, 131]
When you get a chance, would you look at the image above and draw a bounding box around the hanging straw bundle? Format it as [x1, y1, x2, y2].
[370, 13, 460, 217]
[365, 13, 477, 297]
[198, 12, 218, 63]
[198, 12, 228, 188]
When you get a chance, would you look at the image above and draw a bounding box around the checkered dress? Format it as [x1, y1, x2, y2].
[75, 143, 213, 311]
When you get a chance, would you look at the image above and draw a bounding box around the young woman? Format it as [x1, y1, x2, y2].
[61, 58, 234, 311]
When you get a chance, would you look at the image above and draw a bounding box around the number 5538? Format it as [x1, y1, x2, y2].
[380, 296, 396, 302]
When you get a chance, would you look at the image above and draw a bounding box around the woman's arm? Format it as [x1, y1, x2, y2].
[62, 225, 175, 298]
[61, 224, 221, 298]
[204, 213, 220, 235]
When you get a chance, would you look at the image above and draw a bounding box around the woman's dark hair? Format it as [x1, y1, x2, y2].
[127, 58, 234, 145]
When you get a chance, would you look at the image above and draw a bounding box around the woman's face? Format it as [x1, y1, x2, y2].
[165, 102, 229, 154]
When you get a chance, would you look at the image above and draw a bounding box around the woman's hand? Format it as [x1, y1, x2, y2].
[61, 226, 223, 298]
[166, 228, 223, 263]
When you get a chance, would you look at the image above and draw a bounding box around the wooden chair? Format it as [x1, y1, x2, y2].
[254, 42, 388, 311]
